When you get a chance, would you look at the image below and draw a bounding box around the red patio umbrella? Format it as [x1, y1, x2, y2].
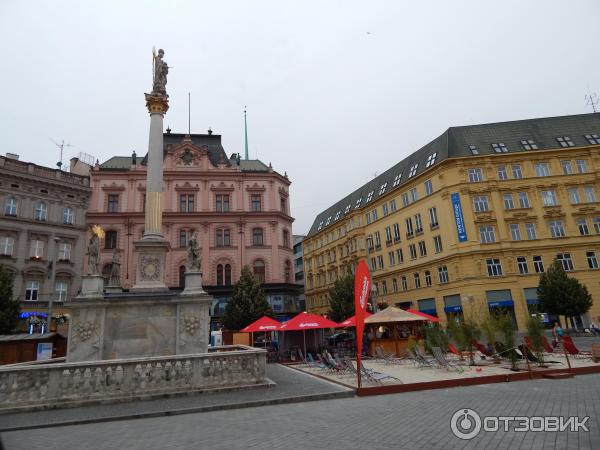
[406, 308, 440, 322]
[280, 312, 339, 360]
[337, 312, 373, 328]
[241, 316, 282, 332]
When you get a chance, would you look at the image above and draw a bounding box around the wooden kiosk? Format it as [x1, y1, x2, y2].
[364, 307, 429, 357]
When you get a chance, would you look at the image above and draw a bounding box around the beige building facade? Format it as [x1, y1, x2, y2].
[304, 114, 600, 330]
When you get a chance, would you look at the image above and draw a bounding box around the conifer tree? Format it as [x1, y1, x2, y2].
[0, 265, 20, 334]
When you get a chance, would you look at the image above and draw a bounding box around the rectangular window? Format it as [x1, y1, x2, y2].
[393, 223, 401, 242]
[429, 207, 439, 228]
[409, 244, 417, 260]
[418, 241, 427, 257]
[58, 243, 71, 261]
[469, 145, 479, 155]
[388, 251, 396, 266]
[486, 258, 503, 277]
[517, 256, 528, 274]
[401, 276, 408, 291]
[520, 139, 537, 150]
[556, 253, 574, 271]
[518, 192, 530, 208]
[0, 236, 14, 256]
[381, 281, 388, 295]
[576, 218, 590, 236]
[370, 257, 377, 272]
[415, 213, 423, 234]
[55, 281, 68, 302]
[63, 207, 75, 224]
[533, 256, 544, 273]
[556, 136, 575, 148]
[396, 248, 404, 263]
[365, 213, 372, 225]
[594, 217, 600, 234]
[29, 240, 44, 259]
[402, 193, 409, 207]
[377, 255, 384, 270]
[425, 271, 432, 286]
[561, 160, 573, 175]
[433, 235, 443, 253]
[534, 162, 550, 177]
[385, 226, 392, 245]
[479, 225, 496, 243]
[468, 168, 483, 182]
[251, 194, 262, 211]
[438, 266, 449, 284]
[473, 195, 489, 212]
[511, 164, 523, 179]
[541, 190, 558, 207]
[525, 223, 537, 240]
[585, 134, 600, 144]
[405, 218, 414, 238]
[497, 166, 508, 180]
[382, 203, 389, 216]
[371, 210, 378, 222]
[25, 281, 39, 300]
[390, 199, 397, 212]
[374, 231, 381, 249]
[584, 186, 597, 203]
[179, 194, 194, 212]
[509, 224, 521, 241]
[549, 220, 566, 238]
[179, 229, 188, 247]
[491, 143, 508, 153]
[424, 180, 433, 196]
[587, 251, 599, 269]
[216, 194, 230, 212]
[503, 194, 515, 210]
[392, 278, 398, 293]
[568, 187, 581, 205]
[413, 273, 421, 288]
[4, 197, 17, 216]
[410, 188, 418, 203]
[107, 194, 119, 213]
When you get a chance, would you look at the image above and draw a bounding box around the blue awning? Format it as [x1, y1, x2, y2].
[488, 300, 514, 308]
[444, 306, 462, 313]
[526, 299, 540, 305]
[419, 309, 438, 316]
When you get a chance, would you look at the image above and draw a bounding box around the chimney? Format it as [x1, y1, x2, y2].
[5, 153, 19, 160]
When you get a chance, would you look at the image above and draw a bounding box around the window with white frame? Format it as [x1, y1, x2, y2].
[418, 240, 427, 257]
[393, 173, 402, 187]
[317, 221, 323, 231]
[425, 153, 437, 168]
[29, 239, 44, 259]
[511, 164, 523, 179]
[388, 251, 396, 266]
[429, 207, 439, 227]
[473, 195, 489, 212]
[401, 276, 408, 291]
[525, 223, 537, 240]
[382, 204, 389, 216]
[438, 265, 449, 283]
[34, 201, 47, 221]
[517, 256, 529, 274]
[4, 197, 17, 216]
[576, 218, 589, 236]
[405, 218, 414, 237]
[541, 190, 558, 206]
[424, 270, 432, 286]
[509, 224, 521, 241]
[520, 139, 538, 150]
[468, 168, 483, 182]
[594, 217, 600, 234]
[385, 226, 392, 244]
[497, 166, 508, 180]
[409, 244, 417, 259]
[334, 211, 340, 221]
[0, 236, 14, 256]
[396, 248, 404, 263]
[392, 278, 398, 293]
[366, 191, 374, 202]
[587, 251, 599, 269]
[374, 231, 381, 248]
[534, 162, 550, 177]
[381, 280, 387, 295]
[518, 192, 530, 208]
[486, 258, 503, 276]
[415, 214, 423, 233]
[556, 253, 574, 271]
[556, 136, 574, 148]
[410, 188, 418, 203]
[533, 256, 544, 273]
[433, 235, 443, 253]
[390, 199, 397, 212]
[424, 180, 433, 196]
[584, 186, 597, 203]
[401, 193, 409, 207]
[479, 225, 496, 243]
[25, 281, 40, 300]
[413, 272, 421, 288]
[58, 242, 72, 261]
[63, 207, 75, 224]
[55, 281, 69, 301]
[377, 255, 384, 270]
[503, 194, 515, 210]
[408, 164, 419, 178]
[549, 220, 566, 238]
[379, 183, 387, 195]
[325, 216, 332, 226]
[491, 143, 508, 153]
[344, 204, 351, 214]
[393, 223, 401, 241]
[355, 198, 362, 209]
[568, 187, 581, 205]
[584, 134, 600, 144]
[468, 145, 479, 155]
[561, 160, 573, 175]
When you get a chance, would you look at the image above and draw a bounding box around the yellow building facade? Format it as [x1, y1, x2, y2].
[304, 114, 600, 330]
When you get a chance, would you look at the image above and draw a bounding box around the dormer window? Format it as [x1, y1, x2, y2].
[520, 139, 538, 150]
[317, 221, 323, 231]
[556, 136, 574, 148]
[408, 164, 418, 178]
[355, 198, 362, 208]
[379, 183, 387, 195]
[468, 145, 479, 155]
[491, 143, 508, 153]
[425, 153, 437, 168]
[325, 216, 332, 226]
[334, 211, 340, 220]
[584, 134, 600, 144]
[366, 191, 374, 202]
[393, 173, 402, 187]
[344, 204, 351, 214]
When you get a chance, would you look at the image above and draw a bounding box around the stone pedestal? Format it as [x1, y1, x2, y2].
[131, 238, 170, 292]
[80, 275, 104, 298]
[182, 271, 205, 295]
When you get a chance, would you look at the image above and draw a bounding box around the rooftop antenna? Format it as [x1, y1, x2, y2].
[188, 92, 191, 134]
[585, 92, 599, 113]
[244, 106, 249, 160]
[49, 138, 73, 170]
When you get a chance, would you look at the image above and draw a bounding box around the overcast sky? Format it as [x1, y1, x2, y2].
[2, 1, 599, 234]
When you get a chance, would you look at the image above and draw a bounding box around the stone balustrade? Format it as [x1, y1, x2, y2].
[0, 346, 267, 412]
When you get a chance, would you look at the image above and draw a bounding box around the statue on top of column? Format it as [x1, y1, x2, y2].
[152, 48, 169, 97]
[186, 232, 201, 272]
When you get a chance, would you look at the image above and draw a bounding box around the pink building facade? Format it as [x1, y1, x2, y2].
[87, 131, 303, 322]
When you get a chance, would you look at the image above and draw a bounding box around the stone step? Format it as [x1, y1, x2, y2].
[543, 372, 574, 380]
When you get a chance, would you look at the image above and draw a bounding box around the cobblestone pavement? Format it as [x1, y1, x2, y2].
[0, 364, 352, 431]
[2, 374, 599, 449]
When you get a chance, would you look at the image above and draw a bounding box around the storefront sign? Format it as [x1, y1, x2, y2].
[451, 192, 468, 242]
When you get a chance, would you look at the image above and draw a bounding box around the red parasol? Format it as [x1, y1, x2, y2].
[241, 316, 282, 333]
[337, 312, 373, 328]
[406, 308, 440, 322]
[279, 312, 339, 331]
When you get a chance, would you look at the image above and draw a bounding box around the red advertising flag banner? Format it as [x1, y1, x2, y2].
[354, 260, 371, 388]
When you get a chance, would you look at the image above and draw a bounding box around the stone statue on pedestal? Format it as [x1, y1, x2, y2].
[109, 250, 121, 286]
[87, 234, 100, 275]
[187, 232, 201, 272]
[152, 48, 169, 96]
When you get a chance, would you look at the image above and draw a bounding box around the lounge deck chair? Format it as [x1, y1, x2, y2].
[432, 347, 462, 372]
[359, 363, 401, 384]
[409, 347, 437, 368]
[562, 336, 592, 358]
[473, 341, 493, 357]
[447, 344, 462, 357]
[375, 346, 405, 365]
[540, 336, 555, 353]
[306, 352, 327, 370]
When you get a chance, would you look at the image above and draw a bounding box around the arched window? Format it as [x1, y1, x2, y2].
[179, 229, 188, 248]
[179, 265, 186, 288]
[217, 264, 224, 285]
[284, 260, 291, 283]
[283, 229, 290, 248]
[63, 207, 75, 225]
[34, 201, 47, 221]
[252, 228, 264, 246]
[4, 197, 17, 216]
[105, 230, 118, 249]
[253, 260, 265, 283]
[216, 228, 231, 247]
[225, 264, 232, 285]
